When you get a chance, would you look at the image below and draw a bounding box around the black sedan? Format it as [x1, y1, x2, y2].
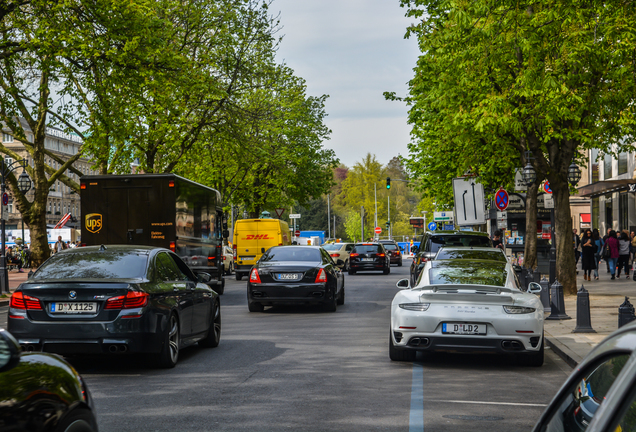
[247, 246, 345, 312]
[348, 243, 390, 275]
[0, 328, 99, 431]
[7, 245, 221, 368]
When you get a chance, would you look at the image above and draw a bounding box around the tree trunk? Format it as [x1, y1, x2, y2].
[552, 177, 577, 295]
[524, 180, 540, 270]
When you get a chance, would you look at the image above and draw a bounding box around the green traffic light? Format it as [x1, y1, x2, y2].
[386, 177, 391, 189]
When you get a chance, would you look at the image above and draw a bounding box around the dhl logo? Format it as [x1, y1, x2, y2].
[85, 213, 102, 233]
[242, 234, 272, 240]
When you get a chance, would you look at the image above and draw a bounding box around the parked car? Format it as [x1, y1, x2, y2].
[379, 240, 403, 266]
[322, 242, 355, 270]
[0, 328, 99, 431]
[223, 246, 234, 275]
[410, 230, 493, 285]
[348, 242, 391, 275]
[247, 246, 345, 312]
[7, 245, 221, 368]
[533, 321, 636, 432]
[434, 246, 507, 263]
[391, 258, 544, 366]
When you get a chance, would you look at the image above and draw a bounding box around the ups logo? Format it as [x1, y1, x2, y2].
[85, 213, 102, 233]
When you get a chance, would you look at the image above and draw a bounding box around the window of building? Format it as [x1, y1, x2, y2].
[620, 192, 629, 231]
[605, 194, 613, 230]
[592, 197, 600, 230]
[2, 133, 12, 143]
[604, 153, 614, 179]
[618, 152, 628, 175]
[590, 149, 599, 183]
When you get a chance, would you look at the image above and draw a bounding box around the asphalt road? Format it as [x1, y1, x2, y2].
[0, 261, 573, 431]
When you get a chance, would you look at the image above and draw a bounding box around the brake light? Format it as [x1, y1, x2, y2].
[169, 241, 176, 252]
[377, 253, 385, 257]
[223, 256, 226, 261]
[105, 291, 149, 309]
[250, 268, 262, 283]
[233, 244, 237, 260]
[350, 253, 359, 257]
[330, 253, 340, 257]
[395, 251, 401, 255]
[315, 268, 327, 283]
[80, 183, 86, 190]
[168, 180, 175, 187]
[10, 291, 42, 310]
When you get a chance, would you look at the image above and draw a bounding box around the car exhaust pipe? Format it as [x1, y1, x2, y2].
[20, 344, 26, 351]
[312, 292, 324, 298]
[408, 337, 429, 347]
[108, 345, 118, 353]
[501, 340, 524, 351]
[120, 345, 128, 353]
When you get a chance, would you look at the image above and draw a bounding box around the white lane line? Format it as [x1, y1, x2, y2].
[410, 363, 424, 432]
[432, 400, 547, 407]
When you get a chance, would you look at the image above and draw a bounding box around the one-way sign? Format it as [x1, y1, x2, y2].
[452, 177, 486, 226]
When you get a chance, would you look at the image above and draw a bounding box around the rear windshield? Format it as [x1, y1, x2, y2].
[322, 244, 341, 251]
[430, 236, 491, 253]
[353, 245, 382, 254]
[429, 261, 507, 286]
[260, 247, 321, 262]
[436, 249, 506, 262]
[32, 251, 149, 280]
[383, 244, 398, 251]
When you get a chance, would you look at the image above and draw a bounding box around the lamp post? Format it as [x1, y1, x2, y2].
[1, 159, 31, 294]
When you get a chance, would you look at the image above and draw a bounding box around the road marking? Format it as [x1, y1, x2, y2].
[410, 363, 424, 432]
[432, 400, 547, 407]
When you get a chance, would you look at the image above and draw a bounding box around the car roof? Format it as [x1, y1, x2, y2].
[427, 230, 490, 237]
[58, 245, 156, 255]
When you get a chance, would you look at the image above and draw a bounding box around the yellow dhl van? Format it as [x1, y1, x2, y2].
[233, 218, 291, 280]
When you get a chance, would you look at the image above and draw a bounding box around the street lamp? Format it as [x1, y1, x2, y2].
[1, 159, 31, 294]
[568, 161, 582, 186]
[522, 161, 537, 186]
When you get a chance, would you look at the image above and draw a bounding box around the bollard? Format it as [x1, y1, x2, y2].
[546, 279, 571, 320]
[539, 276, 551, 314]
[618, 297, 636, 328]
[572, 285, 595, 333]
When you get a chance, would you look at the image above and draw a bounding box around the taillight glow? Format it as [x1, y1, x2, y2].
[350, 253, 359, 257]
[315, 268, 327, 283]
[80, 183, 86, 190]
[233, 244, 237, 259]
[377, 253, 385, 257]
[169, 241, 176, 252]
[105, 291, 149, 309]
[330, 253, 340, 257]
[10, 291, 42, 310]
[168, 180, 175, 187]
[250, 268, 262, 283]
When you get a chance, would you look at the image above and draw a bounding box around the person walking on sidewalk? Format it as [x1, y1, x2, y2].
[606, 230, 620, 280]
[603, 228, 612, 273]
[617, 230, 631, 278]
[581, 229, 597, 281]
[573, 229, 581, 274]
[592, 229, 604, 280]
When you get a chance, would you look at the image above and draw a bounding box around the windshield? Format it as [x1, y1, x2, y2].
[353, 245, 382, 254]
[436, 249, 506, 262]
[32, 251, 149, 280]
[429, 261, 507, 286]
[322, 244, 341, 251]
[430, 236, 492, 253]
[260, 247, 321, 262]
[383, 244, 398, 251]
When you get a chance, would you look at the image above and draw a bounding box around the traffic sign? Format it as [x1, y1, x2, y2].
[494, 188, 509, 211]
[1, 193, 7, 206]
[452, 177, 486, 226]
[289, 214, 301, 219]
[544, 181, 552, 194]
[544, 195, 554, 209]
[428, 222, 437, 231]
[433, 211, 454, 221]
[295, 229, 300, 236]
[374, 226, 382, 234]
[275, 208, 285, 218]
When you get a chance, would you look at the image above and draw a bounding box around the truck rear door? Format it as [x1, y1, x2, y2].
[236, 222, 260, 267]
[105, 187, 151, 245]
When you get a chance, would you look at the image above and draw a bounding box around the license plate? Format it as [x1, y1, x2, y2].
[240, 256, 255, 261]
[277, 273, 299, 280]
[442, 323, 486, 335]
[362, 258, 374, 262]
[51, 302, 97, 314]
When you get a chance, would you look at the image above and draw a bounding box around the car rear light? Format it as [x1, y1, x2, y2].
[350, 253, 359, 257]
[223, 256, 226, 261]
[10, 291, 42, 310]
[168, 180, 175, 187]
[105, 291, 149, 309]
[315, 268, 327, 283]
[233, 244, 237, 260]
[330, 253, 340, 257]
[395, 251, 401, 255]
[169, 241, 176, 252]
[250, 268, 262, 283]
[377, 253, 385, 257]
[80, 183, 86, 190]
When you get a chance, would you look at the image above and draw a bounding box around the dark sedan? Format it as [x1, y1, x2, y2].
[247, 246, 345, 312]
[348, 243, 390, 275]
[7, 245, 221, 368]
[0, 328, 99, 431]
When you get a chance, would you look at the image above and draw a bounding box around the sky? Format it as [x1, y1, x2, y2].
[271, 0, 421, 169]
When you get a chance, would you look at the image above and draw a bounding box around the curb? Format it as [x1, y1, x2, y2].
[545, 337, 579, 369]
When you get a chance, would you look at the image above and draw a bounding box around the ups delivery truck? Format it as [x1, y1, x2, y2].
[80, 174, 227, 293]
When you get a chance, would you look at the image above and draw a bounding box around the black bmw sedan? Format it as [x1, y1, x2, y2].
[7, 245, 221, 368]
[0, 328, 99, 431]
[247, 246, 345, 312]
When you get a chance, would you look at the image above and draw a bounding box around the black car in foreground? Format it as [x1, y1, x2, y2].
[8, 245, 221, 368]
[348, 243, 390, 275]
[0, 328, 98, 431]
[247, 246, 345, 312]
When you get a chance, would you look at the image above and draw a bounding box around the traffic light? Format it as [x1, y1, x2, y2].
[386, 177, 391, 189]
[386, 221, 390, 229]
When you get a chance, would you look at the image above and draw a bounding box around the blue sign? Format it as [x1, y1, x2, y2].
[428, 222, 437, 231]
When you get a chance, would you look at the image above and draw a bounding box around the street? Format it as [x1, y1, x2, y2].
[1, 261, 572, 431]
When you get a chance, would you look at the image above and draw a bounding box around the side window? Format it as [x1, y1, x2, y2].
[321, 249, 331, 265]
[156, 253, 180, 282]
[539, 354, 630, 432]
[610, 385, 636, 432]
[169, 253, 193, 281]
[345, 245, 353, 252]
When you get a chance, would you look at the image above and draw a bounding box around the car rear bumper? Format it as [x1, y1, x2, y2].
[350, 262, 386, 271]
[248, 282, 332, 305]
[391, 332, 542, 354]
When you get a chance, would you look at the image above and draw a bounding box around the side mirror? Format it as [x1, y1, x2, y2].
[27, 270, 34, 279]
[396, 278, 411, 289]
[411, 246, 418, 254]
[223, 230, 230, 238]
[528, 282, 542, 294]
[197, 272, 212, 283]
[0, 329, 21, 373]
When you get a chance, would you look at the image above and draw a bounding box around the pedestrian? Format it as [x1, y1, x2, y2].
[492, 230, 504, 249]
[6, 246, 23, 272]
[606, 230, 620, 280]
[603, 228, 612, 273]
[592, 229, 604, 280]
[618, 231, 631, 278]
[581, 229, 597, 281]
[54, 236, 67, 254]
[573, 229, 581, 274]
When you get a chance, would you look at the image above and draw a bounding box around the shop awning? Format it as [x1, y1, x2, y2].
[577, 179, 636, 197]
[580, 214, 591, 223]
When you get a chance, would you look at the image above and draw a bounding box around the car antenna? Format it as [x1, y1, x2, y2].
[99, 244, 107, 251]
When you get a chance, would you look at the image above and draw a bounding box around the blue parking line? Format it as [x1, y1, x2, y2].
[409, 362, 424, 432]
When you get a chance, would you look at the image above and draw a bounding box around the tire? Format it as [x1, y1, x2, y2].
[522, 336, 544, 367]
[324, 289, 337, 312]
[216, 276, 225, 295]
[337, 286, 345, 305]
[236, 272, 243, 281]
[398, 260, 403, 267]
[248, 301, 264, 312]
[348, 268, 356, 275]
[229, 262, 234, 275]
[389, 332, 416, 361]
[55, 408, 96, 432]
[199, 300, 221, 348]
[158, 314, 180, 368]
[383, 266, 390, 275]
[344, 260, 349, 271]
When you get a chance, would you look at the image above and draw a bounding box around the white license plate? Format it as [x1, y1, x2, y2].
[362, 258, 374, 262]
[51, 302, 97, 314]
[240, 256, 255, 261]
[442, 323, 486, 335]
[278, 273, 299, 280]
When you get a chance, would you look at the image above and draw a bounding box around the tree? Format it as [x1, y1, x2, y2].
[398, 0, 636, 294]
